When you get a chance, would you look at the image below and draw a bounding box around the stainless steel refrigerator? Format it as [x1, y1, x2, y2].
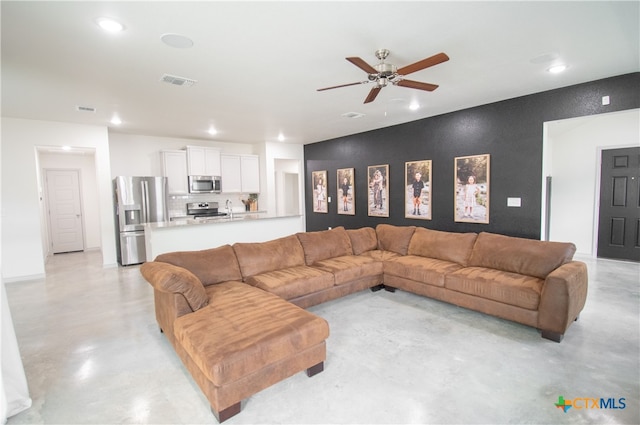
[114, 176, 168, 265]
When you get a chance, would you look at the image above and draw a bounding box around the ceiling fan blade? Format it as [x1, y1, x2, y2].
[396, 79, 439, 92]
[397, 52, 449, 76]
[364, 87, 382, 103]
[317, 81, 367, 91]
[346, 57, 378, 74]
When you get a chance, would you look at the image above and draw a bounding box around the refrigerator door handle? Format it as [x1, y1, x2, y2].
[141, 180, 148, 223]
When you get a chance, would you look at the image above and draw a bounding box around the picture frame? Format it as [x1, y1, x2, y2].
[454, 154, 490, 223]
[337, 168, 355, 215]
[367, 164, 389, 217]
[312, 170, 328, 213]
[405, 160, 432, 220]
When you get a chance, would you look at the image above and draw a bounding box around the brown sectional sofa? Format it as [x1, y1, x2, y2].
[140, 224, 588, 422]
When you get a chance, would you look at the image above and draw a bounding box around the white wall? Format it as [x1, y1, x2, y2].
[38, 152, 102, 252]
[1, 118, 115, 280]
[543, 109, 640, 255]
[108, 132, 256, 177]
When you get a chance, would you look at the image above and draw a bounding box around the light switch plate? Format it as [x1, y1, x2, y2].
[507, 197, 521, 207]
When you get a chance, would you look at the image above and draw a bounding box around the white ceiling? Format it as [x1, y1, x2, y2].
[2, 1, 638, 145]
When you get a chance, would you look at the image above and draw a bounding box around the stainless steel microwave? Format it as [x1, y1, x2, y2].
[188, 175, 221, 193]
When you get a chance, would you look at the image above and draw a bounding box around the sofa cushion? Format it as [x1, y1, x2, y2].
[468, 232, 577, 279]
[246, 266, 334, 300]
[312, 255, 383, 285]
[296, 227, 353, 265]
[346, 227, 378, 255]
[155, 244, 242, 286]
[174, 281, 329, 386]
[360, 250, 401, 262]
[408, 228, 477, 266]
[384, 255, 463, 287]
[233, 235, 305, 278]
[445, 267, 544, 310]
[140, 262, 209, 311]
[376, 224, 416, 255]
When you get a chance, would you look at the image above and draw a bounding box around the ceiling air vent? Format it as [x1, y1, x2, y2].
[341, 112, 365, 119]
[76, 105, 96, 113]
[160, 74, 197, 87]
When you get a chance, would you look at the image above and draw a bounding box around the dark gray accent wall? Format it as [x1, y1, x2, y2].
[304, 73, 640, 238]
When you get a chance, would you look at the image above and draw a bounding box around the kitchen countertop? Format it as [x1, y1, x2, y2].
[143, 213, 305, 261]
[147, 212, 302, 229]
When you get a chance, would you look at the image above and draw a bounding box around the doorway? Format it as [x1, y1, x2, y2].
[542, 109, 640, 256]
[274, 159, 302, 216]
[597, 147, 640, 261]
[45, 169, 85, 253]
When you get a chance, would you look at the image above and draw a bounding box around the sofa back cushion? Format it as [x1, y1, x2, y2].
[376, 224, 416, 255]
[233, 234, 305, 278]
[155, 244, 242, 286]
[468, 232, 577, 279]
[346, 227, 378, 255]
[140, 262, 209, 311]
[408, 228, 477, 266]
[296, 226, 353, 265]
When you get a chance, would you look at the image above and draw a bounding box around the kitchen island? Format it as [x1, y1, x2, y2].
[143, 213, 304, 262]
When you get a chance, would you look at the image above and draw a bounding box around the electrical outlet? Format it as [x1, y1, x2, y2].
[602, 96, 610, 105]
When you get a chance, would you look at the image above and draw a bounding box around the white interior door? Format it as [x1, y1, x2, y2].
[46, 169, 84, 253]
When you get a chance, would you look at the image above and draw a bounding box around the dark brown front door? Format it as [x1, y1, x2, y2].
[597, 147, 640, 261]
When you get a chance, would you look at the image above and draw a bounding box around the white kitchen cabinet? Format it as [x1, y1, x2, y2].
[160, 150, 188, 194]
[186, 146, 221, 176]
[240, 155, 260, 193]
[220, 154, 260, 193]
[220, 154, 242, 193]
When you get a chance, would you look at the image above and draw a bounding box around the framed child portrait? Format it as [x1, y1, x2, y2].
[454, 154, 490, 223]
[312, 170, 328, 213]
[367, 164, 389, 217]
[405, 160, 432, 220]
[337, 168, 355, 215]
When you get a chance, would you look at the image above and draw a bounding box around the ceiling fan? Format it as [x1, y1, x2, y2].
[317, 49, 449, 104]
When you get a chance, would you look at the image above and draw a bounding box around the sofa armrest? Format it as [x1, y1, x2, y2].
[140, 262, 209, 312]
[537, 261, 588, 336]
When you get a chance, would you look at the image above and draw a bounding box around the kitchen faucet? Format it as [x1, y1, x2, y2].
[226, 199, 233, 219]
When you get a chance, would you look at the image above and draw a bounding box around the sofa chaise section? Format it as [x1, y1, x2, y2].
[140, 244, 330, 422]
[173, 281, 329, 422]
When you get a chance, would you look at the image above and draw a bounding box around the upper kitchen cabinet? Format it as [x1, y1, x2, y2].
[160, 150, 188, 194]
[186, 146, 221, 176]
[221, 154, 260, 193]
[240, 154, 260, 193]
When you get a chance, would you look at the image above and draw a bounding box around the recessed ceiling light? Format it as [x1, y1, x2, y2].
[62, 146, 71, 151]
[110, 116, 122, 125]
[278, 133, 285, 142]
[161, 33, 194, 49]
[95, 17, 125, 33]
[208, 127, 218, 136]
[547, 64, 567, 74]
[409, 102, 420, 111]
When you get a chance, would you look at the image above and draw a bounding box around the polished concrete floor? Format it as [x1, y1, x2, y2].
[5, 251, 639, 424]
